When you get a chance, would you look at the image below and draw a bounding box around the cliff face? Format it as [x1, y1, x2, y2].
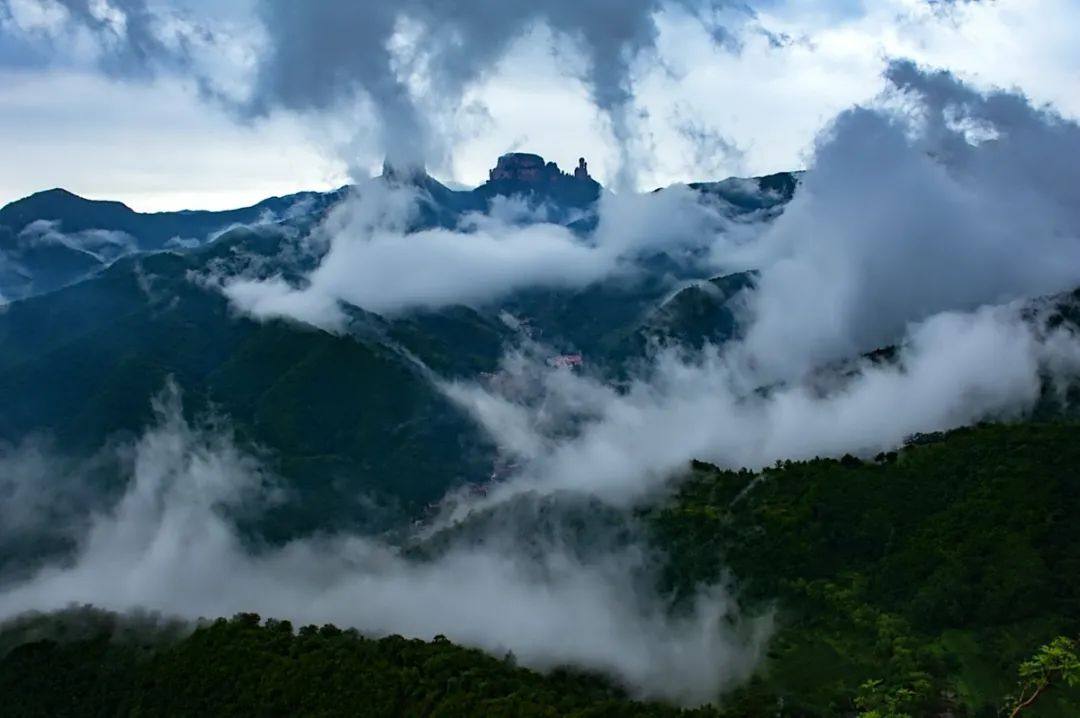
[481, 152, 601, 209]
[488, 153, 552, 182]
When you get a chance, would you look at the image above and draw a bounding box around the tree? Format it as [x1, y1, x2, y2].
[1005, 636, 1080, 717]
[854, 679, 915, 718]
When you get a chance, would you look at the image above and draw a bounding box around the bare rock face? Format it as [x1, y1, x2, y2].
[483, 152, 600, 209]
[488, 153, 595, 185]
[574, 157, 590, 180]
[489, 153, 550, 182]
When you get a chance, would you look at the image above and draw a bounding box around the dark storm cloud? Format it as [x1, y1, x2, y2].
[0, 0, 766, 184]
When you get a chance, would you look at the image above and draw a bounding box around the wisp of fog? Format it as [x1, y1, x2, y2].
[0, 385, 768, 705]
[1, 57, 1080, 707]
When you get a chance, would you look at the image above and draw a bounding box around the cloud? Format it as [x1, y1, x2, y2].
[671, 109, 746, 180]
[1, 0, 767, 187]
[3, 28, 1080, 713]
[220, 178, 737, 329]
[219, 61, 1080, 347]
[0, 0, 256, 101]
[0, 383, 767, 705]
[247, 0, 762, 185]
[0, 437, 82, 545]
[17, 218, 136, 261]
[442, 301, 1080, 509]
[0, 68, 342, 213]
[717, 60, 1080, 380]
[421, 65, 1080, 514]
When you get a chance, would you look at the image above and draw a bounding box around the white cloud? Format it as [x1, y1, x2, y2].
[221, 178, 737, 328]
[443, 303, 1080, 509]
[17, 218, 135, 261]
[0, 386, 767, 705]
[2, 0, 1078, 205]
[730, 60, 1080, 379]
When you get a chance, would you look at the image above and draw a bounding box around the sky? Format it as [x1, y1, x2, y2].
[0, 0, 1078, 211]
[3, 1, 1080, 698]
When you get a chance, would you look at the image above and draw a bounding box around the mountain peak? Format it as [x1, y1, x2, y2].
[480, 152, 601, 208]
[33, 187, 82, 201]
[1, 187, 134, 216]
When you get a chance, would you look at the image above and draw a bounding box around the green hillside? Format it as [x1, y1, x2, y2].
[650, 422, 1080, 716]
[3, 422, 1077, 716]
[0, 609, 717, 718]
[0, 251, 511, 535]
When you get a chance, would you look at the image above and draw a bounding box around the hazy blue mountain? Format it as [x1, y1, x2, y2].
[0, 187, 346, 300]
[0, 250, 513, 537]
[0, 157, 804, 539]
[0, 159, 800, 302]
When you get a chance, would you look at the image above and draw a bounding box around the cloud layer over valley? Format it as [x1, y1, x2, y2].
[1, 9, 1080, 707]
[0, 387, 768, 705]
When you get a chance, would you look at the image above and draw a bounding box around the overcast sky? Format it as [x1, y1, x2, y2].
[1, 0, 1077, 211]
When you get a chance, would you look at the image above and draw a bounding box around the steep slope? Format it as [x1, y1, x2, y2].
[0, 188, 345, 300]
[651, 422, 1080, 716]
[0, 251, 511, 535]
[3, 422, 1079, 717]
[0, 609, 720, 718]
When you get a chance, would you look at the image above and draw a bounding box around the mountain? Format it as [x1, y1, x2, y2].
[0, 247, 761, 539]
[0, 187, 337, 249]
[3, 155, 1080, 717]
[0, 160, 799, 302]
[0, 608, 721, 718]
[2, 421, 1080, 716]
[652, 421, 1080, 716]
[0, 187, 345, 301]
[0, 157, 803, 538]
[0, 249, 512, 537]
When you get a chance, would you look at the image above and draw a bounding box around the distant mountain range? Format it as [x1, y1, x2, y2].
[0, 153, 805, 541]
[3, 153, 1080, 718]
[0, 153, 799, 302]
[7, 151, 1075, 547]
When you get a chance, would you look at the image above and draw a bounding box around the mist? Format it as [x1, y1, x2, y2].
[17, 219, 136, 262]
[2, 10, 1080, 709]
[221, 179, 732, 328]
[0, 385, 767, 705]
[443, 301, 1080, 512]
[730, 60, 1080, 381]
[0, 0, 762, 186]
[214, 60, 1080, 513]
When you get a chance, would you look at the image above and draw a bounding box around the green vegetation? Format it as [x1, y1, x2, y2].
[1006, 637, 1080, 717]
[0, 251, 509, 536]
[4, 422, 1080, 716]
[0, 610, 719, 718]
[649, 422, 1080, 716]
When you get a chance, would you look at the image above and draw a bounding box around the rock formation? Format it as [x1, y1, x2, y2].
[481, 152, 600, 209]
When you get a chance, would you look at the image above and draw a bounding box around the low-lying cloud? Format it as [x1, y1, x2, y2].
[222, 179, 731, 328]
[218, 62, 1080, 354]
[729, 60, 1080, 381]
[0, 384, 767, 705]
[17, 219, 136, 262]
[443, 301, 1080, 510]
[3, 51, 1080, 711]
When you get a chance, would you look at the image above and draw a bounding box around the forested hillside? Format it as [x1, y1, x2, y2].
[3, 422, 1079, 717]
[651, 422, 1080, 716]
[0, 249, 510, 535]
[0, 610, 717, 718]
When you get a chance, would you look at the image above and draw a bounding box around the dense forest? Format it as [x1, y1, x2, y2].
[0, 609, 718, 717]
[2, 421, 1079, 717]
[649, 422, 1080, 716]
